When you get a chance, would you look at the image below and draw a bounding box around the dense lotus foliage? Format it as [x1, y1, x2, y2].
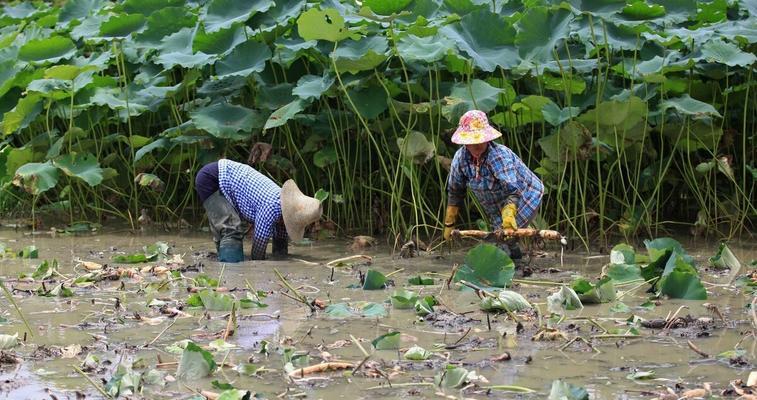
[0, 0, 754, 242]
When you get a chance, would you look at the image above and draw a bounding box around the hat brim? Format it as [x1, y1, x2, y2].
[451, 127, 502, 144]
[280, 180, 322, 242]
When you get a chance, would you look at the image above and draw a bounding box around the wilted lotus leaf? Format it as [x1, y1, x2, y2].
[397, 131, 435, 164]
[13, 161, 59, 195]
[248, 142, 273, 164]
[134, 172, 165, 192]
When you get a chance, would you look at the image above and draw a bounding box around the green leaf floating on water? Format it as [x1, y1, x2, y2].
[112, 253, 149, 263]
[453, 244, 515, 289]
[709, 243, 741, 270]
[408, 275, 434, 285]
[363, 269, 387, 290]
[404, 345, 430, 361]
[548, 380, 589, 400]
[414, 296, 436, 316]
[18, 245, 38, 259]
[572, 276, 616, 304]
[658, 264, 707, 300]
[480, 290, 532, 312]
[610, 244, 636, 265]
[324, 301, 387, 318]
[0, 333, 18, 349]
[372, 331, 400, 350]
[187, 289, 236, 311]
[177, 342, 217, 381]
[606, 264, 642, 283]
[390, 289, 418, 309]
[626, 370, 656, 380]
[547, 286, 583, 315]
[435, 365, 471, 388]
[31, 259, 57, 280]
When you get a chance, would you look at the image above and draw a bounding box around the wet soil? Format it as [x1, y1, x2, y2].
[0, 228, 755, 399]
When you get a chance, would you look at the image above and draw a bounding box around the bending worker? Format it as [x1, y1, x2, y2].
[443, 110, 544, 259]
[195, 159, 322, 262]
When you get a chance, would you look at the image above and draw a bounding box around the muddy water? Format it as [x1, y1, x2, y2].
[0, 229, 755, 399]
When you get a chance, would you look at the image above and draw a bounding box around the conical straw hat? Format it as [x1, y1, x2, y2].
[280, 180, 323, 241]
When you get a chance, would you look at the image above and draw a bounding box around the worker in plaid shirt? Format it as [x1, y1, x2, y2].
[195, 159, 322, 262]
[443, 110, 544, 259]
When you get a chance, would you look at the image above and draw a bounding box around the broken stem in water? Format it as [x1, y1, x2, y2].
[0, 279, 33, 337]
[273, 268, 315, 312]
[72, 364, 112, 398]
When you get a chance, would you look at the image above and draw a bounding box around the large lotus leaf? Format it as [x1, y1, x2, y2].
[215, 40, 272, 78]
[59, 0, 105, 24]
[538, 121, 590, 162]
[660, 94, 721, 118]
[26, 79, 73, 100]
[3, 3, 39, 20]
[621, 2, 666, 20]
[292, 74, 335, 101]
[346, 85, 388, 119]
[440, 9, 518, 72]
[453, 243, 515, 288]
[264, 99, 309, 130]
[70, 14, 106, 41]
[658, 265, 707, 300]
[606, 263, 642, 283]
[198, 75, 247, 97]
[256, 83, 295, 110]
[99, 14, 146, 38]
[136, 7, 197, 45]
[542, 102, 581, 126]
[19, 36, 76, 64]
[193, 24, 248, 56]
[2, 94, 43, 135]
[644, 237, 692, 264]
[397, 33, 455, 63]
[515, 7, 573, 64]
[364, 0, 413, 15]
[576, 21, 639, 53]
[204, 0, 274, 32]
[442, 79, 502, 123]
[0, 60, 21, 98]
[578, 96, 646, 130]
[90, 87, 149, 118]
[333, 36, 388, 74]
[397, 131, 435, 164]
[297, 8, 350, 42]
[250, 0, 307, 33]
[700, 39, 756, 67]
[155, 29, 214, 69]
[134, 138, 171, 163]
[547, 285, 583, 314]
[713, 19, 757, 45]
[313, 146, 338, 168]
[121, 0, 184, 15]
[665, 121, 722, 152]
[562, 0, 626, 15]
[649, 0, 696, 23]
[572, 276, 616, 304]
[53, 153, 104, 187]
[13, 161, 59, 195]
[480, 290, 531, 312]
[273, 37, 318, 67]
[191, 102, 258, 139]
[177, 342, 217, 380]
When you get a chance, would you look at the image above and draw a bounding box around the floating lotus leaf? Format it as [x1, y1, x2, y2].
[440, 9, 518, 72]
[13, 161, 59, 195]
[700, 39, 757, 67]
[193, 24, 248, 56]
[453, 244, 515, 288]
[333, 36, 388, 74]
[53, 153, 104, 187]
[548, 380, 589, 400]
[264, 99, 309, 130]
[297, 8, 349, 42]
[136, 7, 197, 45]
[99, 13, 146, 38]
[547, 285, 583, 314]
[59, 0, 105, 24]
[572, 276, 616, 304]
[191, 102, 258, 139]
[397, 131, 435, 164]
[215, 40, 272, 78]
[372, 331, 400, 350]
[480, 290, 532, 312]
[658, 264, 707, 299]
[292, 74, 335, 101]
[516, 7, 573, 64]
[18, 36, 76, 64]
[177, 342, 217, 380]
[443, 79, 502, 123]
[204, 0, 274, 32]
[397, 33, 455, 63]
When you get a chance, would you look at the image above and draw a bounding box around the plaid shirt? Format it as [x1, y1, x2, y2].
[218, 159, 287, 259]
[447, 143, 543, 228]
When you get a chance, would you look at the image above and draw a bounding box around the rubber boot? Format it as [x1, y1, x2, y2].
[219, 245, 244, 263]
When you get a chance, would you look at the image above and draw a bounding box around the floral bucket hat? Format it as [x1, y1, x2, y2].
[451, 110, 502, 145]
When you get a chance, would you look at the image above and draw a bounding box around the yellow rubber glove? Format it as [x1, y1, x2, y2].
[500, 203, 518, 231]
[443, 205, 459, 240]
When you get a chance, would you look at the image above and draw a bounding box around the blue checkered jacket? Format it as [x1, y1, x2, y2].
[218, 159, 287, 259]
[447, 143, 543, 228]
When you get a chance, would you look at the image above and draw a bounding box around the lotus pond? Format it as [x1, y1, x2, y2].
[0, 228, 755, 400]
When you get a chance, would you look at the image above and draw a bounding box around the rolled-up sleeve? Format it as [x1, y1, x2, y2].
[447, 150, 467, 206]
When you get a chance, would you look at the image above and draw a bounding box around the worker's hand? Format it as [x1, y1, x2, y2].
[500, 203, 518, 231]
[443, 205, 460, 241]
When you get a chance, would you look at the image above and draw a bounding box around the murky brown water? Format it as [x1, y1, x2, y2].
[0, 228, 754, 399]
